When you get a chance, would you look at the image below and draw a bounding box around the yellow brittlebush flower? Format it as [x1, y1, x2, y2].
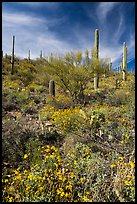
[129, 161, 135, 169]
[111, 164, 116, 168]
[24, 154, 28, 159]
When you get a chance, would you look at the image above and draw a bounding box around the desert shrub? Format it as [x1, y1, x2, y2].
[112, 156, 135, 202]
[2, 89, 20, 111]
[2, 145, 91, 202]
[38, 105, 56, 121]
[2, 124, 135, 202]
[2, 118, 36, 166]
[17, 62, 37, 86]
[54, 93, 73, 109]
[27, 83, 45, 93]
[3, 78, 22, 89]
[20, 99, 37, 114]
[51, 108, 87, 134]
[105, 89, 129, 106]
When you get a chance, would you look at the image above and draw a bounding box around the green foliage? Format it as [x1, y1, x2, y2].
[2, 52, 135, 202]
[45, 54, 92, 104]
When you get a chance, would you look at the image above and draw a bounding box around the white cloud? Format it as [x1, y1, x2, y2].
[15, 2, 61, 9]
[97, 2, 120, 22]
[2, 12, 46, 27]
[2, 11, 73, 58]
[2, 5, 135, 69]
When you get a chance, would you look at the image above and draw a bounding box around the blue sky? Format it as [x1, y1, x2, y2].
[2, 2, 135, 69]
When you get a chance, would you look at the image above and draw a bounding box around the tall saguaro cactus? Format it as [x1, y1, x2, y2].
[40, 50, 43, 59]
[94, 29, 99, 90]
[11, 35, 15, 75]
[122, 42, 127, 81]
[85, 49, 89, 66]
[109, 62, 112, 71]
[28, 50, 31, 62]
[49, 80, 55, 97]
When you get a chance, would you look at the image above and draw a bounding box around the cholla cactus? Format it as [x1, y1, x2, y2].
[11, 35, 15, 75]
[49, 80, 55, 96]
[122, 42, 127, 81]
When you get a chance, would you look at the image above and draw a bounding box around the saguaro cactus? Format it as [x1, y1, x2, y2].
[109, 62, 112, 71]
[85, 49, 89, 66]
[122, 42, 127, 81]
[11, 35, 15, 75]
[94, 29, 99, 90]
[40, 50, 43, 59]
[28, 50, 31, 62]
[49, 80, 55, 97]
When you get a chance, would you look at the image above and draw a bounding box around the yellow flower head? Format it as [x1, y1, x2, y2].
[83, 196, 89, 202]
[129, 161, 135, 169]
[111, 164, 116, 168]
[124, 180, 132, 185]
[119, 156, 124, 161]
[66, 184, 72, 190]
[24, 154, 28, 159]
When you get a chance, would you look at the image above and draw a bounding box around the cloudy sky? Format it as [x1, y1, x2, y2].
[2, 2, 135, 69]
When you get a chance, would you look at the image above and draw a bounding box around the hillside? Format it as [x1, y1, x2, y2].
[2, 55, 135, 202]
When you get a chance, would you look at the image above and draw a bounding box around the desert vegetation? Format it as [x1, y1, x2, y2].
[2, 30, 135, 202]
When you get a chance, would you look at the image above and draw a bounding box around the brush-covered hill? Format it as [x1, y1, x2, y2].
[2, 55, 135, 202]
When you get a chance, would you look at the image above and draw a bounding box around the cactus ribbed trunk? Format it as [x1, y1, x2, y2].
[28, 50, 31, 62]
[122, 42, 127, 81]
[94, 29, 99, 90]
[11, 35, 15, 75]
[109, 62, 112, 71]
[85, 49, 89, 66]
[49, 80, 55, 97]
[40, 50, 42, 59]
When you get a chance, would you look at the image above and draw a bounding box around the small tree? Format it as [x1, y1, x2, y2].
[45, 53, 91, 104]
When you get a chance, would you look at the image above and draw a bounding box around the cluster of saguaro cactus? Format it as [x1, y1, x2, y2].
[122, 42, 127, 81]
[49, 80, 55, 96]
[11, 35, 15, 75]
[94, 29, 99, 90]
